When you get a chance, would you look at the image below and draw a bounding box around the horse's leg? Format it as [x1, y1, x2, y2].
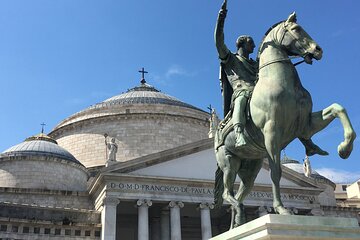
[263, 121, 292, 215]
[235, 159, 263, 202]
[216, 148, 241, 229]
[216, 149, 241, 207]
[232, 158, 264, 227]
[304, 103, 356, 159]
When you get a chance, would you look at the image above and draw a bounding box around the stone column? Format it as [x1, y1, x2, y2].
[199, 202, 214, 240]
[101, 197, 120, 240]
[151, 217, 161, 240]
[160, 209, 170, 240]
[137, 199, 152, 240]
[168, 201, 184, 240]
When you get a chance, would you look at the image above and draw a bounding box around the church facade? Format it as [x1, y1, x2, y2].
[0, 79, 359, 240]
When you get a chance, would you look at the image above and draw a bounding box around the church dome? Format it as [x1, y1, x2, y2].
[49, 79, 210, 168]
[0, 133, 88, 191]
[97, 83, 203, 111]
[3, 133, 78, 163]
[281, 155, 335, 187]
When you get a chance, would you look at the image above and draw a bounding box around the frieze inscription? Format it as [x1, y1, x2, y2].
[109, 182, 213, 195]
[108, 182, 316, 202]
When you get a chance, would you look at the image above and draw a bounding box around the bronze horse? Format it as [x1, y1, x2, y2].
[214, 12, 356, 228]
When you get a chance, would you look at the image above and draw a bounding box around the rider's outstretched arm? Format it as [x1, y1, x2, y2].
[215, 0, 230, 60]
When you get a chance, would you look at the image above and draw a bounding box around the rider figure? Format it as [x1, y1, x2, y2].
[215, 0, 257, 149]
[215, 0, 328, 155]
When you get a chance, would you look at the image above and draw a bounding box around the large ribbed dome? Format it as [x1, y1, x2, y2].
[95, 82, 203, 111]
[52, 81, 207, 130]
[49, 79, 210, 168]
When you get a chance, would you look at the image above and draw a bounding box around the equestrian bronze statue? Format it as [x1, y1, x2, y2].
[214, 0, 356, 228]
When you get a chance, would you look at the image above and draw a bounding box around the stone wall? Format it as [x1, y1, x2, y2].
[322, 206, 360, 224]
[0, 155, 88, 191]
[53, 103, 209, 130]
[0, 217, 101, 240]
[0, 187, 93, 210]
[52, 113, 209, 168]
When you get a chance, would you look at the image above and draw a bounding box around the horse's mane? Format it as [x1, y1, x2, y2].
[256, 21, 284, 61]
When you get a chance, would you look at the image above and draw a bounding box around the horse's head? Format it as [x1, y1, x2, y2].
[279, 12, 323, 64]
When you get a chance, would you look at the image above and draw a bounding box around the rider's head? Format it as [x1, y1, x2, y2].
[236, 35, 255, 54]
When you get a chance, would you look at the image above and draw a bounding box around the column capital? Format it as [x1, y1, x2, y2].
[311, 207, 324, 216]
[258, 206, 272, 212]
[137, 199, 153, 207]
[169, 201, 184, 208]
[199, 202, 214, 210]
[103, 196, 120, 206]
[257, 206, 272, 217]
[290, 207, 298, 214]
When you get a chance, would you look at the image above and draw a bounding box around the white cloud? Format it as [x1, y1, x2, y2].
[152, 64, 196, 86]
[165, 65, 189, 78]
[315, 168, 360, 184]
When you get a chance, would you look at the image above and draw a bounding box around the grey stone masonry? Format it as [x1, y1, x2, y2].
[0, 217, 101, 240]
[51, 110, 209, 168]
[0, 155, 88, 191]
[0, 187, 93, 210]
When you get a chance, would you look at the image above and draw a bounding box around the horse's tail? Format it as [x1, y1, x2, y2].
[214, 165, 224, 209]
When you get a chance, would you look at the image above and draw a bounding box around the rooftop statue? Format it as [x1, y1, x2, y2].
[209, 107, 220, 138]
[104, 134, 118, 164]
[303, 156, 312, 178]
[213, 0, 356, 229]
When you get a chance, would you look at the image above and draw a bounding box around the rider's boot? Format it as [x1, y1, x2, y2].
[234, 124, 246, 149]
[300, 138, 329, 156]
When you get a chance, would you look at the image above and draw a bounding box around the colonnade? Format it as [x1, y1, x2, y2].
[100, 197, 214, 240]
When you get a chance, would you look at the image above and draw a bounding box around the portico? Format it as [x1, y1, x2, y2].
[91, 166, 324, 239]
[93, 174, 218, 240]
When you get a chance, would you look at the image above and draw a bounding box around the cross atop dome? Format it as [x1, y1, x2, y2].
[41, 122, 46, 134]
[138, 67, 148, 84]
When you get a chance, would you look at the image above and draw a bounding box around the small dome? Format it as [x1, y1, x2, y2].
[281, 155, 334, 186]
[2, 133, 79, 164]
[0, 133, 88, 191]
[280, 155, 300, 165]
[281, 155, 318, 175]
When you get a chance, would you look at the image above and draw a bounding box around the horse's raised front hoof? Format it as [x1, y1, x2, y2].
[274, 206, 292, 215]
[338, 131, 356, 159]
[338, 142, 352, 159]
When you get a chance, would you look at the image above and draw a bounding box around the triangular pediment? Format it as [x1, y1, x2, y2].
[103, 138, 321, 189]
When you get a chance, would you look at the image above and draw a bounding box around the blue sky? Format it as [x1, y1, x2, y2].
[0, 0, 359, 183]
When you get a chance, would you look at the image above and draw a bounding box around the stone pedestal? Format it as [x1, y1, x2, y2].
[210, 214, 360, 240]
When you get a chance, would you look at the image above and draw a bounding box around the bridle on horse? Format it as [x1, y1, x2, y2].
[258, 21, 310, 70]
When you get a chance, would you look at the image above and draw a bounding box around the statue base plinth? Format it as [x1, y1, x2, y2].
[105, 160, 116, 167]
[210, 214, 360, 240]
